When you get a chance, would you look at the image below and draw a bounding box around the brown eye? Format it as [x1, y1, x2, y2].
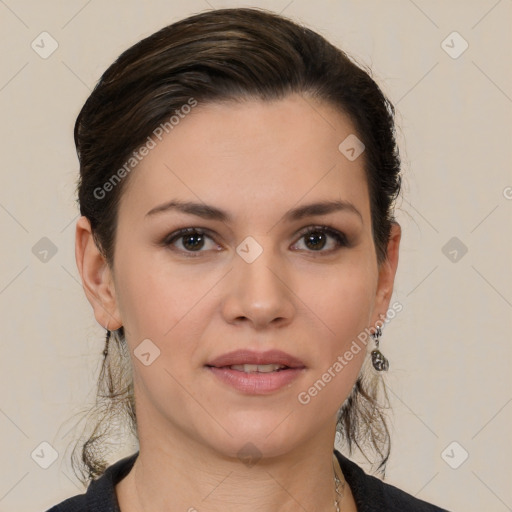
[181, 232, 205, 251]
[293, 226, 349, 253]
[164, 228, 219, 256]
[304, 230, 327, 250]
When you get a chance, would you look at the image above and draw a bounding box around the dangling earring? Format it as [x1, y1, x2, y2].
[103, 321, 111, 358]
[371, 325, 389, 371]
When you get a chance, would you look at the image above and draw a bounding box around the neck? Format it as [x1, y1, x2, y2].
[117, 415, 343, 512]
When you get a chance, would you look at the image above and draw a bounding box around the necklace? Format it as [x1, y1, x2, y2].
[333, 453, 346, 511]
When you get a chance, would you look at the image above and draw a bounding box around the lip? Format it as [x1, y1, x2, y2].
[206, 366, 305, 394]
[205, 349, 306, 369]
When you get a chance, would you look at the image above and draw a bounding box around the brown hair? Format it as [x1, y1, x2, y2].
[71, 6, 401, 484]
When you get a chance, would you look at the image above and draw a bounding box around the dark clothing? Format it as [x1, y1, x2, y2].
[46, 450, 450, 511]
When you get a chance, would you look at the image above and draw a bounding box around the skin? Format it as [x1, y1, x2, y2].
[75, 93, 401, 512]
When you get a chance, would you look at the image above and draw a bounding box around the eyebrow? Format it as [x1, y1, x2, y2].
[145, 198, 363, 223]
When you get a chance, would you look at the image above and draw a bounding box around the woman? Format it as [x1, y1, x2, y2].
[47, 7, 450, 512]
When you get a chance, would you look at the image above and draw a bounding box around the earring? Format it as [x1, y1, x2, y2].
[103, 321, 111, 358]
[371, 325, 389, 371]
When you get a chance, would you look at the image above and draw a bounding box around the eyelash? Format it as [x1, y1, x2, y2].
[161, 225, 350, 257]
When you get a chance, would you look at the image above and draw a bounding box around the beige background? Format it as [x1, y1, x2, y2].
[1, 1, 511, 511]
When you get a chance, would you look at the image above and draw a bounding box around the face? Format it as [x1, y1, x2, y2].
[77, 93, 400, 460]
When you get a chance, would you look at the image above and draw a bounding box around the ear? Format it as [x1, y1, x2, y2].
[370, 222, 401, 327]
[75, 216, 123, 330]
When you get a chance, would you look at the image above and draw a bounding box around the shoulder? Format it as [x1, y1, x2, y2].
[334, 450, 451, 512]
[45, 494, 86, 512]
[44, 452, 139, 512]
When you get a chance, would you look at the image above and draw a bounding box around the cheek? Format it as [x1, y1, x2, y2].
[294, 268, 374, 415]
[305, 257, 377, 341]
[114, 247, 213, 341]
[115, 239, 377, 365]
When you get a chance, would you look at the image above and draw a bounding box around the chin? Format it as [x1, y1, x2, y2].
[199, 414, 311, 460]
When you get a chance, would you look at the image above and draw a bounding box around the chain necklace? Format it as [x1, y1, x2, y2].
[333, 453, 346, 511]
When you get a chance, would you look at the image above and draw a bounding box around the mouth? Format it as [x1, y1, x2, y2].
[204, 350, 306, 394]
[205, 365, 305, 394]
[206, 363, 293, 373]
[205, 349, 306, 370]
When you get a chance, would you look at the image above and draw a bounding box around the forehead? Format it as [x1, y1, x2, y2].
[118, 93, 370, 225]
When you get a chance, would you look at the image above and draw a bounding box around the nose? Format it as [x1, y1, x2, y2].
[220, 239, 296, 330]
